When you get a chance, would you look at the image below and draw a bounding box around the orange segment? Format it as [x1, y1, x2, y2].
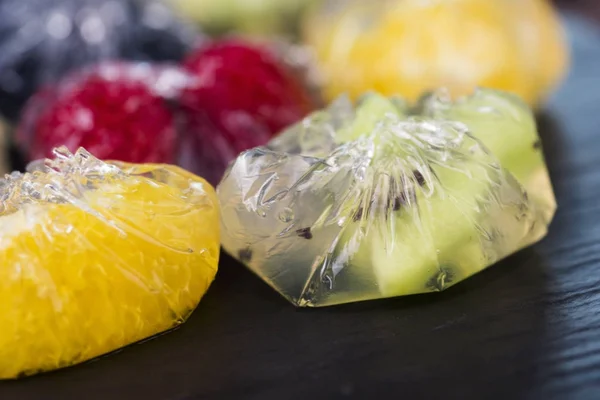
[0, 150, 219, 379]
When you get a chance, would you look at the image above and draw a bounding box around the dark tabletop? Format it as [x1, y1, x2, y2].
[3, 4, 600, 400]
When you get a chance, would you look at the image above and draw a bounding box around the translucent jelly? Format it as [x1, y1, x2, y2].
[0, 147, 220, 379]
[218, 89, 555, 307]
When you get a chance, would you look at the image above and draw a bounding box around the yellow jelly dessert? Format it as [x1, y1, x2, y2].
[0, 147, 220, 379]
[303, 0, 569, 107]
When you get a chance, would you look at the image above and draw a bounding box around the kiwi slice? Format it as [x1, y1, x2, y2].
[420, 88, 556, 235]
[335, 91, 550, 298]
[218, 88, 555, 306]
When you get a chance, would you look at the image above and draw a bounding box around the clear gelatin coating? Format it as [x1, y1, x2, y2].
[0, 148, 220, 379]
[303, 0, 568, 107]
[218, 89, 555, 307]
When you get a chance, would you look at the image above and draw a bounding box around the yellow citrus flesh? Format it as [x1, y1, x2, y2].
[0, 163, 220, 379]
[303, 0, 568, 107]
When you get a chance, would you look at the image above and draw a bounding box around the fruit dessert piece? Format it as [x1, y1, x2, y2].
[302, 0, 568, 107]
[217, 88, 555, 307]
[0, 0, 200, 122]
[178, 39, 316, 184]
[417, 89, 556, 220]
[169, 0, 310, 36]
[17, 62, 188, 165]
[0, 147, 220, 379]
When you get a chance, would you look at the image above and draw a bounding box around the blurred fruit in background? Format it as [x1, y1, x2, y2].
[0, 0, 201, 123]
[178, 39, 316, 184]
[252, 38, 325, 109]
[169, 0, 311, 37]
[16, 62, 186, 165]
[303, 0, 569, 107]
[16, 39, 316, 184]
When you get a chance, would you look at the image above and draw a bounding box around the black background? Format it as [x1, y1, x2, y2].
[2, 2, 600, 399]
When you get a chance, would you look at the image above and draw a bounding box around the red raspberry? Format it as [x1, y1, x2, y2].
[178, 39, 315, 183]
[17, 63, 183, 165]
